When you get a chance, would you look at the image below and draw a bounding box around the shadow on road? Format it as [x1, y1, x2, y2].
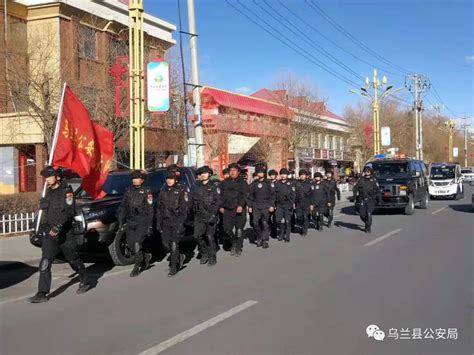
[340, 206, 356, 215]
[334, 221, 363, 231]
[449, 204, 473, 214]
[244, 228, 257, 245]
[0, 263, 38, 289]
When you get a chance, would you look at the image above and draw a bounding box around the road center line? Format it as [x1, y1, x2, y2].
[138, 300, 259, 355]
[364, 228, 403, 247]
[431, 207, 446, 215]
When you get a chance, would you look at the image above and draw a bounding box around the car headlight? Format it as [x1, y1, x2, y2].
[429, 181, 435, 186]
[400, 185, 408, 191]
[448, 179, 455, 186]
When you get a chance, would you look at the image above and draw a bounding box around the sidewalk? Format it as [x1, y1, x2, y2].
[0, 234, 41, 270]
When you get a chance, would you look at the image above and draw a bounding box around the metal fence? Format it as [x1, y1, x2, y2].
[0, 213, 36, 235]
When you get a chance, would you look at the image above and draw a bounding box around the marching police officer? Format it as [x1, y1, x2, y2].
[248, 165, 276, 249]
[29, 166, 90, 303]
[324, 170, 341, 228]
[353, 167, 380, 233]
[268, 169, 278, 238]
[311, 172, 329, 231]
[156, 171, 189, 276]
[274, 168, 296, 242]
[219, 163, 249, 256]
[190, 166, 221, 267]
[295, 169, 313, 237]
[117, 170, 154, 277]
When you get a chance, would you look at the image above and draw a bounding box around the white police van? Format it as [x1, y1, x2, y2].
[428, 163, 464, 200]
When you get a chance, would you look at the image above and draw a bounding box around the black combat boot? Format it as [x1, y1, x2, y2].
[76, 282, 91, 294]
[29, 292, 49, 303]
[262, 241, 269, 249]
[130, 265, 140, 277]
[142, 253, 152, 271]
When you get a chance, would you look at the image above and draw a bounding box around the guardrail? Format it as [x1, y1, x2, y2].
[0, 213, 36, 235]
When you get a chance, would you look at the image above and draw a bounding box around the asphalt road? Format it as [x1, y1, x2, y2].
[1, 186, 472, 355]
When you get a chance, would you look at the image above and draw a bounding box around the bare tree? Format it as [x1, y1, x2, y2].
[273, 74, 327, 173]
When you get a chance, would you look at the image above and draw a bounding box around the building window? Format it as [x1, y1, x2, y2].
[328, 135, 333, 150]
[318, 134, 322, 148]
[334, 136, 340, 151]
[340, 137, 344, 151]
[79, 26, 97, 60]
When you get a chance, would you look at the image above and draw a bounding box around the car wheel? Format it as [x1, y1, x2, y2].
[404, 195, 415, 215]
[420, 192, 429, 209]
[108, 230, 134, 266]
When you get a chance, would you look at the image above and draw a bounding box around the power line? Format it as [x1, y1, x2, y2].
[226, 0, 361, 88]
[256, 0, 364, 81]
[306, 0, 414, 76]
[277, 0, 399, 77]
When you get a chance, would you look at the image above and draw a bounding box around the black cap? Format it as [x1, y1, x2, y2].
[255, 165, 266, 174]
[196, 165, 211, 176]
[314, 172, 323, 178]
[228, 163, 240, 171]
[299, 169, 308, 176]
[268, 169, 277, 176]
[165, 171, 176, 179]
[222, 168, 229, 175]
[279, 168, 289, 175]
[41, 165, 61, 178]
[131, 170, 146, 179]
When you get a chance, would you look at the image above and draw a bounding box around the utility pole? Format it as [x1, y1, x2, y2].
[128, 0, 145, 169]
[461, 117, 470, 167]
[405, 75, 430, 161]
[443, 120, 456, 162]
[350, 69, 402, 156]
[187, 0, 205, 167]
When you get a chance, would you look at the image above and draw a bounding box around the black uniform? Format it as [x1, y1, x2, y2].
[220, 176, 249, 255]
[117, 184, 154, 269]
[323, 178, 340, 227]
[248, 178, 276, 247]
[274, 179, 296, 242]
[156, 183, 189, 274]
[190, 180, 221, 265]
[311, 181, 329, 230]
[36, 182, 88, 295]
[295, 179, 313, 236]
[353, 176, 380, 232]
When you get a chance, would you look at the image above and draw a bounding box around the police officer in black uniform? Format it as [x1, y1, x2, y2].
[267, 169, 278, 238]
[323, 170, 341, 228]
[156, 171, 189, 276]
[117, 170, 154, 277]
[29, 166, 90, 303]
[274, 168, 296, 242]
[353, 167, 380, 233]
[295, 169, 313, 237]
[311, 172, 330, 231]
[190, 166, 221, 267]
[219, 163, 249, 256]
[248, 165, 276, 249]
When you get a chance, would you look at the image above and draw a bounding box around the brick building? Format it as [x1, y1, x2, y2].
[0, 0, 176, 194]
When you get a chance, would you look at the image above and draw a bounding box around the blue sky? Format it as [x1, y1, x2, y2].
[146, 0, 473, 120]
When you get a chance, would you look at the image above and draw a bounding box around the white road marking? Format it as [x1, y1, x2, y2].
[364, 228, 403, 247]
[431, 207, 446, 215]
[138, 300, 259, 355]
[334, 214, 343, 218]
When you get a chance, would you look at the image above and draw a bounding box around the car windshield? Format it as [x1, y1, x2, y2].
[430, 166, 455, 179]
[76, 174, 132, 198]
[369, 162, 409, 177]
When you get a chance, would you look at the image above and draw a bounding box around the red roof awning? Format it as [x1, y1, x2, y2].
[201, 87, 293, 119]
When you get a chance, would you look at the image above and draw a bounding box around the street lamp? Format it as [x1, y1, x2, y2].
[443, 120, 456, 161]
[349, 69, 403, 156]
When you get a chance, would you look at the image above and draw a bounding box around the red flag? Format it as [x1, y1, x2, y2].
[52, 86, 114, 199]
[80, 123, 114, 199]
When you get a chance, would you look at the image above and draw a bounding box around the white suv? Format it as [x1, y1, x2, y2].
[429, 163, 464, 200]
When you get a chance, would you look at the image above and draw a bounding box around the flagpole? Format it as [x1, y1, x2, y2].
[35, 82, 68, 233]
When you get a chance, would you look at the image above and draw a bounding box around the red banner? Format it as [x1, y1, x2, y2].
[53, 86, 113, 199]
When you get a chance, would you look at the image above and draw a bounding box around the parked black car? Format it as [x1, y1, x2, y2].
[33, 167, 196, 265]
[366, 158, 429, 215]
